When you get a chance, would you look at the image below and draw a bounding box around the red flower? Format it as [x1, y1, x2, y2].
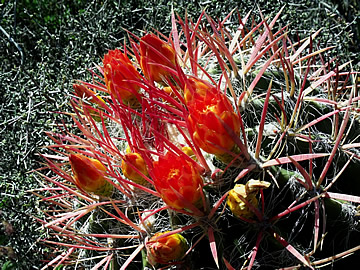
[185, 78, 241, 156]
[152, 152, 203, 212]
[184, 77, 214, 104]
[140, 34, 176, 84]
[69, 154, 113, 197]
[103, 49, 141, 106]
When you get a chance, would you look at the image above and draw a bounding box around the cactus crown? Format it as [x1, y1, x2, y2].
[37, 8, 360, 270]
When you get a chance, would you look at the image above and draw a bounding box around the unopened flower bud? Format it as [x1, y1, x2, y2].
[146, 231, 188, 265]
[69, 154, 113, 197]
[121, 151, 149, 185]
[140, 34, 176, 84]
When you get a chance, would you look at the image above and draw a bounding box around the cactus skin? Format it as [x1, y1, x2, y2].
[38, 9, 360, 270]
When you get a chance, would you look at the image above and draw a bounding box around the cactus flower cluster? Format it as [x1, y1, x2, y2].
[38, 8, 360, 270]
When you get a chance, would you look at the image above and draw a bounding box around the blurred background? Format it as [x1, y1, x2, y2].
[0, 0, 359, 268]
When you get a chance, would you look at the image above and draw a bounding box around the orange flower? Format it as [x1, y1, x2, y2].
[69, 154, 113, 197]
[121, 152, 149, 185]
[146, 231, 188, 265]
[185, 78, 241, 156]
[140, 33, 176, 84]
[152, 152, 203, 212]
[184, 77, 214, 104]
[103, 49, 141, 106]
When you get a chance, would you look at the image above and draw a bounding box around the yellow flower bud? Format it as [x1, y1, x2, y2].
[227, 180, 270, 219]
[121, 152, 149, 185]
[181, 146, 196, 160]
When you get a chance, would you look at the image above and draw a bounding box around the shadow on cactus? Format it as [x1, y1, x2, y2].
[33, 7, 360, 270]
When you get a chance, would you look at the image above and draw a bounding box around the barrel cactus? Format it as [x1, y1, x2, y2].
[36, 8, 360, 269]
